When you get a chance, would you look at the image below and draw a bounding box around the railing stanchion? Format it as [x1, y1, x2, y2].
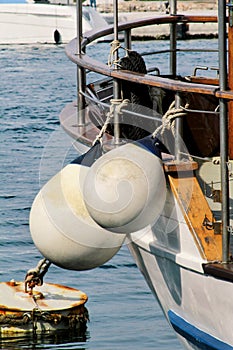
[124, 29, 131, 50]
[219, 0, 230, 262]
[76, 0, 86, 126]
[175, 93, 182, 161]
[113, 0, 121, 145]
[170, 0, 177, 76]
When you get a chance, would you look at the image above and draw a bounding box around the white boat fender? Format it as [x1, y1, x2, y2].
[29, 161, 126, 271]
[83, 136, 167, 234]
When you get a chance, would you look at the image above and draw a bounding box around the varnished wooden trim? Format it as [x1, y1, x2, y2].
[65, 47, 218, 96]
[168, 173, 222, 261]
[215, 90, 233, 100]
[163, 160, 198, 172]
[185, 76, 219, 86]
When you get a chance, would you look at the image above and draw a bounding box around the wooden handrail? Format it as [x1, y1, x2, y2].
[111, 70, 218, 95]
[81, 14, 218, 43]
[66, 45, 219, 97]
[65, 14, 233, 102]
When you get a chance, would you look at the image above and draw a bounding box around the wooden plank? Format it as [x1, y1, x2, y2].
[186, 76, 219, 86]
[168, 173, 222, 261]
[112, 70, 217, 95]
[163, 160, 198, 173]
[216, 90, 233, 100]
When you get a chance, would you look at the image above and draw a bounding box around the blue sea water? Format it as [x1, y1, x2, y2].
[0, 40, 218, 349]
[0, 0, 26, 3]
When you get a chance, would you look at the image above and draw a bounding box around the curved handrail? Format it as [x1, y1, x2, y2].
[79, 14, 218, 48]
[65, 14, 231, 100]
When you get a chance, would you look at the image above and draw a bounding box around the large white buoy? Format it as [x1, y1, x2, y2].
[83, 142, 166, 233]
[29, 163, 125, 271]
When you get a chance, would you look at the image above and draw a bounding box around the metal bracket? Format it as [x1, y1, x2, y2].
[210, 182, 222, 203]
[227, 226, 233, 235]
[202, 215, 222, 235]
[203, 215, 214, 230]
[211, 189, 222, 203]
[192, 65, 219, 79]
[227, 2, 233, 27]
[193, 66, 208, 76]
[213, 221, 222, 235]
[210, 67, 219, 77]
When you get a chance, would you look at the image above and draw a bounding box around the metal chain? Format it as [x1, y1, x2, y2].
[25, 258, 51, 294]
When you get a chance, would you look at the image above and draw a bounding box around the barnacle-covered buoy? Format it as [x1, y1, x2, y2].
[83, 142, 166, 234]
[29, 164, 125, 271]
[0, 281, 88, 335]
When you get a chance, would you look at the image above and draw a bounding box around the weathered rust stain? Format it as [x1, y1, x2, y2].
[53, 283, 81, 291]
[0, 308, 23, 314]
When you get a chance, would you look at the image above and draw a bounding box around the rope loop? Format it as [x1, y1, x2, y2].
[108, 40, 121, 67]
[108, 40, 130, 68]
[115, 98, 130, 115]
[152, 101, 189, 138]
[93, 98, 130, 145]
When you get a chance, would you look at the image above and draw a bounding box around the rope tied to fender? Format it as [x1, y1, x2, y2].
[93, 98, 130, 145]
[152, 101, 189, 138]
[25, 258, 51, 294]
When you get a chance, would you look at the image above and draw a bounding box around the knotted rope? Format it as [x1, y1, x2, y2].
[93, 98, 130, 145]
[108, 40, 122, 67]
[108, 40, 133, 68]
[152, 101, 189, 138]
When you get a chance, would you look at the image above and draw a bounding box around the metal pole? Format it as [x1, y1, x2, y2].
[175, 93, 182, 161]
[124, 29, 132, 50]
[218, 0, 230, 262]
[170, 0, 180, 160]
[76, 0, 86, 125]
[76, 0, 82, 55]
[169, 0, 177, 76]
[113, 0, 121, 144]
[170, 0, 177, 15]
[228, 0, 233, 158]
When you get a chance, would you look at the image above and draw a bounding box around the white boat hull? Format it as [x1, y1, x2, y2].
[127, 186, 233, 349]
[58, 98, 232, 349]
[0, 3, 108, 44]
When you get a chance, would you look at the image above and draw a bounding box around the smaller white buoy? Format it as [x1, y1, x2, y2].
[83, 142, 166, 233]
[30, 163, 125, 271]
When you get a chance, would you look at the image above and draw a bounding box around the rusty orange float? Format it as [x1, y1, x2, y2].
[0, 280, 88, 335]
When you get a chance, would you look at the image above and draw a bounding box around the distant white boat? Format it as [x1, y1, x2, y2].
[0, 0, 109, 44]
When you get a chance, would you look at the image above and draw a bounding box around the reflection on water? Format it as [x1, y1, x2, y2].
[0, 329, 89, 349]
